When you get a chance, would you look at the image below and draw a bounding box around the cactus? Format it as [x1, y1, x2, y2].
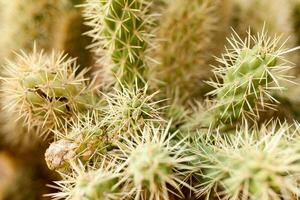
[48, 160, 121, 200]
[150, 0, 232, 103]
[2, 1, 300, 200]
[193, 122, 300, 200]
[114, 122, 195, 200]
[45, 112, 114, 171]
[102, 83, 164, 134]
[189, 28, 297, 129]
[231, 0, 299, 71]
[0, 0, 96, 148]
[82, 0, 155, 87]
[1, 46, 99, 136]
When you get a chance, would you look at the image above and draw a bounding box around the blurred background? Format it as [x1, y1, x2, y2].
[1, 0, 300, 199]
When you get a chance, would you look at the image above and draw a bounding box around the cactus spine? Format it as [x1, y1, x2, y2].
[1, 1, 300, 200]
[102, 83, 163, 134]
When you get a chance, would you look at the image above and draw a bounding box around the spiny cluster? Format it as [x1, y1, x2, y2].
[202, 28, 296, 127]
[192, 122, 300, 200]
[48, 161, 121, 200]
[102, 83, 164, 134]
[51, 123, 195, 200]
[83, 0, 155, 87]
[115, 123, 195, 200]
[3, 0, 300, 200]
[45, 112, 114, 171]
[1, 46, 98, 136]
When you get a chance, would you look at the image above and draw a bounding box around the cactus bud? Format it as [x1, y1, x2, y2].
[115, 122, 195, 199]
[1, 46, 98, 136]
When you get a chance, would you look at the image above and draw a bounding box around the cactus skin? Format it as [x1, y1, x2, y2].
[191, 29, 296, 128]
[151, 0, 232, 103]
[193, 123, 300, 200]
[1, 46, 99, 136]
[83, 0, 155, 88]
[49, 161, 121, 200]
[115, 122, 195, 200]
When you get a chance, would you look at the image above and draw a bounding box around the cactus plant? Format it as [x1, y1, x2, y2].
[193, 122, 300, 200]
[102, 82, 164, 134]
[82, 0, 156, 88]
[115, 122, 195, 200]
[150, 0, 232, 103]
[45, 112, 113, 171]
[231, 0, 299, 70]
[1, 1, 300, 200]
[1, 46, 99, 136]
[189, 28, 298, 129]
[48, 160, 122, 200]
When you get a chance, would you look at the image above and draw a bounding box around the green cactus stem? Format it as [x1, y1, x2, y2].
[83, 0, 155, 88]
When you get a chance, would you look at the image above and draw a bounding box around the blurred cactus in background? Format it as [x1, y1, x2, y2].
[0, 0, 93, 65]
[2, 0, 300, 200]
[150, 0, 232, 104]
[232, 0, 294, 38]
